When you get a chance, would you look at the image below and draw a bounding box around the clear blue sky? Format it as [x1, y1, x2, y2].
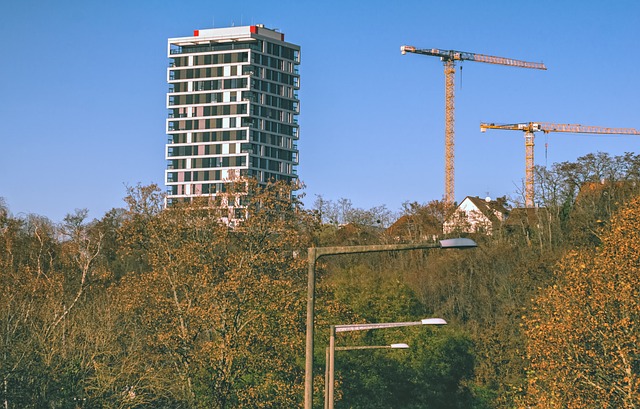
[1, 0, 639, 222]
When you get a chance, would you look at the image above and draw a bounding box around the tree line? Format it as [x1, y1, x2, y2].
[1, 152, 639, 408]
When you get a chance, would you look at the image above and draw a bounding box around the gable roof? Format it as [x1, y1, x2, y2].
[443, 196, 509, 235]
[461, 196, 509, 222]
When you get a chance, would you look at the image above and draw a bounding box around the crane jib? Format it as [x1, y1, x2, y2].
[480, 123, 640, 135]
[538, 123, 640, 135]
[471, 53, 547, 70]
[402, 46, 546, 70]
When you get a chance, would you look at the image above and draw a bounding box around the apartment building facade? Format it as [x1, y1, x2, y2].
[166, 25, 300, 206]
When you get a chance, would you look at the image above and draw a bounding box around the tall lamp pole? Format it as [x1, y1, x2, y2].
[304, 238, 477, 409]
[327, 319, 446, 409]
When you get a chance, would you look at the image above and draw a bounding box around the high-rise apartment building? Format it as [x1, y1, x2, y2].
[165, 25, 300, 206]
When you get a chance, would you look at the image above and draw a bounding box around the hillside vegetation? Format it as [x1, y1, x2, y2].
[1, 152, 639, 408]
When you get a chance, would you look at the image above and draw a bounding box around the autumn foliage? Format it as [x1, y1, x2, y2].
[2, 152, 640, 408]
[522, 196, 640, 408]
[0, 182, 318, 408]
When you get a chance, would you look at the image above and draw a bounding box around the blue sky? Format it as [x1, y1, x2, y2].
[1, 0, 639, 222]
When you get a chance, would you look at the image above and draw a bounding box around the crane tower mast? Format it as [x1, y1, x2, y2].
[480, 122, 640, 207]
[401, 46, 546, 203]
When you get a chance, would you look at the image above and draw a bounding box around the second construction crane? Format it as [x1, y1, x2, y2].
[480, 122, 640, 207]
[401, 46, 546, 203]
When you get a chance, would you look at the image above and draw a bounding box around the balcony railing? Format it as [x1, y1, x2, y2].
[170, 42, 259, 55]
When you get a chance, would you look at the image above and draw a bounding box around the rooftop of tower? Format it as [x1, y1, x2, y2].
[169, 24, 287, 47]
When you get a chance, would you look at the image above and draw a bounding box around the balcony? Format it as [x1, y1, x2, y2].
[242, 65, 257, 76]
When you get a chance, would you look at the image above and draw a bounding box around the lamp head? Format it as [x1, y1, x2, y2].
[421, 318, 447, 325]
[439, 238, 477, 249]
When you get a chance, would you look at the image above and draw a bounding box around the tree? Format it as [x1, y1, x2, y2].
[334, 328, 480, 409]
[0, 209, 63, 408]
[522, 195, 640, 408]
[387, 200, 454, 242]
[312, 195, 394, 227]
[115, 180, 318, 408]
[533, 152, 640, 248]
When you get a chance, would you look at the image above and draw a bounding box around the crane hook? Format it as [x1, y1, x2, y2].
[545, 133, 549, 168]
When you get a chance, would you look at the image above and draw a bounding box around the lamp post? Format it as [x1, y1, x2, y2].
[324, 343, 409, 409]
[327, 319, 446, 409]
[304, 238, 476, 409]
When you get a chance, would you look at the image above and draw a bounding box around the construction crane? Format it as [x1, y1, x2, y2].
[480, 122, 640, 207]
[401, 46, 546, 204]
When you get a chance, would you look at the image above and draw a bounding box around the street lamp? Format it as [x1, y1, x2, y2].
[324, 343, 409, 409]
[326, 319, 446, 409]
[304, 238, 476, 409]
